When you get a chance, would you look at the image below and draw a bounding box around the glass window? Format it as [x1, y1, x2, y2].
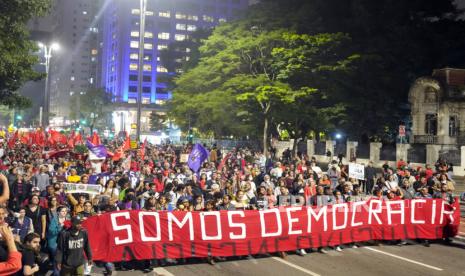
[144, 32, 153, 38]
[146, 11, 154, 16]
[130, 53, 138, 60]
[131, 9, 140, 15]
[144, 43, 153, 50]
[142, 97, 151, 104]
[129, 63, 138, 70]
[130, 41, 139, 48]
[176, 23, 186, 30]
[143, 75, 151, 82]
[187, 25, 197, 31]
[143, 64, 152, 71]
[157, 44, 168, 50]
[203, 15, 214, 22]
[219, 18, 227, 23]
[187, 15, 198, 21]
[129, 75, 138, 81]
[157, 65, 168, 72]
[158, 32, 170, 40]
[142, 87, 151, 93]
[128, 98, 137, 103]
[128, 86, 137, 92]
[175, 34, 186, 41]
[144, 54, 152, 61]
[425, 114, 438, 135]
[131, 31, 139, 37]
[175, 12, 187, 19]
[449, 116, 459, 137]
[159, 11, 170, 18]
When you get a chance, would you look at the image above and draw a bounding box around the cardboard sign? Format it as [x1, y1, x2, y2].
[349, 163, 365, 180]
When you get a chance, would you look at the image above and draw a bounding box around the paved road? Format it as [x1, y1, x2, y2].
[89, 223, 465, 276]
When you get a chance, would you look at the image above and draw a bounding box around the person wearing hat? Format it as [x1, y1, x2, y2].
[56, 216, 92, 276]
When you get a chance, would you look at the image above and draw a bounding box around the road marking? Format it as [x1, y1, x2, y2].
[271, 257, 321, 276]
[364, 247, 443, 271]
[153, 267, 175, 276]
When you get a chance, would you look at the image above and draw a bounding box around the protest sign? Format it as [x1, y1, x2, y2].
[63, 183, 101, 195]
[349, 163, 365, 180]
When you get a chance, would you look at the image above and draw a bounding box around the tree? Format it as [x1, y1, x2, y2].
[0, 0, 51, 108]
[246, 0, 465, 141]
[171, 21, 357, 154]
[69, 88, 112, 132]
[149, 111, 167, 131]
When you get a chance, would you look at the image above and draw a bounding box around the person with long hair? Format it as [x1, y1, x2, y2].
[47, 206, 69, 276]
[25, 195, 46, 240]
[11, 207, 34, 242]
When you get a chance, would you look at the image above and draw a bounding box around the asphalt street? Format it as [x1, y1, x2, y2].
[89, 221, 465, 276]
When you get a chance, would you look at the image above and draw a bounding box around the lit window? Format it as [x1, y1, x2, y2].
[159, 11, 170, 18]
[91, 57, 96, 62]
[146, 11, 154, 16]
[82, 11, 87, 15]
[131, 31, 139, 37]
[132, 9, 140, 15]
[142, 97, 150, 104]
[144, 43, 153, 50]
[111, 66, 115, 72]
[175, 34, 186, 41]
[187, 15, 198, 21]
[70, 91, 75, 96]
[130, 53, 138, 60]
[187, 25, 197, 31]
[91, 49, 98, 55]
[89, 78, 94, 84]
[144, 32, 153, 38]
[219, 18, 227, 23]
[143, 64, 152, 71]
[186, 56, 190, 61]
[157, 44, 168, 50]
[186, 48, 191, 52]
[176, 68, 184, 73]
[130, 41, 139, 48]
[157, 65, 168, 72]
[129, 63, 138, 70]
[144, 54, 152, 61]
[155, 100, 166, 105]
[176, 24, 186, 30]
[175, 12, 187, 19]
[128, 98, 137, 103]
[203, 15, 214, 22]
[70, 76, 75, 81]
[158, 32, 170, 40]
[157, 56, 160, 61]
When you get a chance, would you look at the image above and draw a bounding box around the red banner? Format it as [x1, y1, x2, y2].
[83, 199, 460, 262]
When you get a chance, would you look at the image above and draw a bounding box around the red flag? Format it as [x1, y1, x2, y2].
[90, 132, 101, 146]
[75, 133, 83, 145]
[8, 131, 18, 149]
[36, 130, 45, 147]
[139, 138, 147, 160]
[68, 131, 75, 148]
[122, 133, 131, 151]
[19, 132, 30, 145]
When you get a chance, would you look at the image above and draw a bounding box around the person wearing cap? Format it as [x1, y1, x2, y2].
[56, 216, 92, 276]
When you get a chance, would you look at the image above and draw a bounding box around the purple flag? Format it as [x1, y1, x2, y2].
[86, 140, 108, 159]
[188, 144, 209, 172]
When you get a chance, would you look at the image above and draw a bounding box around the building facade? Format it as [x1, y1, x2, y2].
[100, 0, 249, 133]
[409, 68, 465, 145]
[49, 0, 102, 126]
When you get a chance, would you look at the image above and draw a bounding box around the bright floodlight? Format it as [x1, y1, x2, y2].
[38, 42, 45, 48]
[51, 43, 60, 51]
[335, 133, 342, 139]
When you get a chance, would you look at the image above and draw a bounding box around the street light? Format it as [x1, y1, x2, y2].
[38, 41, 60, 127]
[135, 0, 147, 142]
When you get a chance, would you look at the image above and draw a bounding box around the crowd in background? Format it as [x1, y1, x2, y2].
[0, 139, 458, 275]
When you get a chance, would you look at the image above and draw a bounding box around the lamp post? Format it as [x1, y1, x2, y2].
[38, 42, 60, 128]
[136, 0, 147, 142]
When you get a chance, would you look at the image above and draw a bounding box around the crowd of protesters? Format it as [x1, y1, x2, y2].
[0, 136, 459, 275]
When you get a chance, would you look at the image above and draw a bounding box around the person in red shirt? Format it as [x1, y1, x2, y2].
[0, 219, 22, 275]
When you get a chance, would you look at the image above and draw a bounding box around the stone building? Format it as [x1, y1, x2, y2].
[409, 68, 465, 145]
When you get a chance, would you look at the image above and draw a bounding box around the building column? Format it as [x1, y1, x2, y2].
[307, 140, 315, 157]
[426, 144, 441, 166]
[346, 141, 358, 162]
[370, 142, 382, 166]
[396, 143, 411, 162]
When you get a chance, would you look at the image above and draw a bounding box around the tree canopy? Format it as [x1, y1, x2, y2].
[0, 0, 51, 108]
[168, 0, 465, 146]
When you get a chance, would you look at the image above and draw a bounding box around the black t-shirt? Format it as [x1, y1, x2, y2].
[18, 248, 36, 276]
[26, 206, 46, 235]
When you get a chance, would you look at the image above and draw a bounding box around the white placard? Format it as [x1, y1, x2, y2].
[349, 163, 365, 180]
